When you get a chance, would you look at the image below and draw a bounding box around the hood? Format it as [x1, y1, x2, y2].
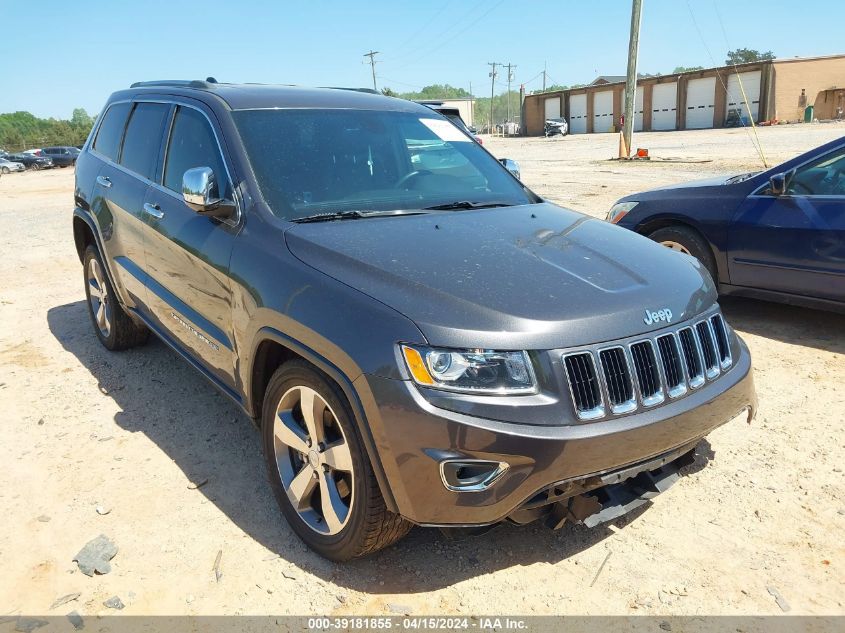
[643, 174, 734, 191]
[285, 203, 716, 350]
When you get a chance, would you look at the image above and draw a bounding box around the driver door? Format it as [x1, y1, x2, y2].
[728, 144, 845, 302]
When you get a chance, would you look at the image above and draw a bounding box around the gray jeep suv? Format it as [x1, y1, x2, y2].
[72, 80, 757, 561]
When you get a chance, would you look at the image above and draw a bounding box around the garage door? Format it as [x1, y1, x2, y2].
[652, 82, 677, 130]
[726, 70, 761, 123]
[634, 86, 644, 132]
[685, 77, 716, 129]
[544, 96, 561, 120]
[569, 94, 587, 134]
[593, 90, 614, 133]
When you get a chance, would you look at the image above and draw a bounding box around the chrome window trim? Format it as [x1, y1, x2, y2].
[597, 345, 638, 415]
[561, 351, 606, 421]
[628, 339, 666, 408]
[87, 97, 242, 228]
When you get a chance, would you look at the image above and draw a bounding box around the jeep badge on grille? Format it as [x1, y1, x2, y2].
[644, 308, 673, 325]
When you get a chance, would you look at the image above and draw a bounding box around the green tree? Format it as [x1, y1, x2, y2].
[381, 87, 399, 97]
[725, 48, 775, 65]
[0, 109, 94, 151]
[397, 84, 472, 101]
[672, 65, 704, 73]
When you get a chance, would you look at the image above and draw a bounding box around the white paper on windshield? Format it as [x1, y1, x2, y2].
[420, 118, 472, 142]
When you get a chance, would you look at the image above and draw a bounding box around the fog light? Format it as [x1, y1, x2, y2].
[440, 460, 510, 492]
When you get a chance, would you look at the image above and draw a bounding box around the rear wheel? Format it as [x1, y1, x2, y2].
[83, 245, 149, 350]
[262, 360, 411, 561]
[647, 225, 718, 284]
[0, 167, 9, 175]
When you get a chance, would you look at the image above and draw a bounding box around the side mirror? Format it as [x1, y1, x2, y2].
[499, 158, 521, 180]
[182, 166, 235, 217]
[769, 168, 795, 196]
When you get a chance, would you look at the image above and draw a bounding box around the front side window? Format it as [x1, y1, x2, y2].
[119, 102, 170, 181]
[163, 106, 230, 198]
[93, 102, 131, 162]
[232, 108, 533, 221]
[788, 146, 845, 196]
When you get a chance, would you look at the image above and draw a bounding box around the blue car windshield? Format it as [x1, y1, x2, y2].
[232, 108, 534, 221]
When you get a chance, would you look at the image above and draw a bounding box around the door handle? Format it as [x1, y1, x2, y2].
[96, 175, 112, 188]
[142, 202, 164, 219]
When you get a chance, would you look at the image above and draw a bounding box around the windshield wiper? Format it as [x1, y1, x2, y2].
[292, 209, 428, 223]
[423, 201, 514, 211]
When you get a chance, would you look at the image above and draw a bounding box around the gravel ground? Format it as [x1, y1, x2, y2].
[0, 123, 843, 618]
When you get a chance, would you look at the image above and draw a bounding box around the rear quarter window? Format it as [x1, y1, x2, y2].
[93, 102, 131, 162]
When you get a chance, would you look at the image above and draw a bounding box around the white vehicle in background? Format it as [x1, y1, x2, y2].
[0, 157, 26, 174]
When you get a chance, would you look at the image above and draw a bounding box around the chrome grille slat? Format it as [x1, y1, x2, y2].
[563, 352, 605, 420]
[656, 333, 687, 398]
[696, 320, 720, 378]
[630, 340, 664, 406]
[678, 327, 705, 388]
[710, 314, 732, 369]
[599, 347, 636, 414]
[562, 311, 733, 420]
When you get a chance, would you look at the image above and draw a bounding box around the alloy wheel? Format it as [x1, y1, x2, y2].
[272, 386, 354, 535]
[86, 258, 112, 338]
[660, 240, 692, 255]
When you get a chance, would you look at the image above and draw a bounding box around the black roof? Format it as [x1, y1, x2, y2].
[117, 80, 429, 113]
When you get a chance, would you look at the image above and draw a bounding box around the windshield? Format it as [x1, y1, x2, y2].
[232, 109, 534, 221]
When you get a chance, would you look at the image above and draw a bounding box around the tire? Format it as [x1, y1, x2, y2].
[0, 167, 9, 175]
[83, 244, 149, 350]
[647, 225, 718, 284]
[262, 360, 411, 561]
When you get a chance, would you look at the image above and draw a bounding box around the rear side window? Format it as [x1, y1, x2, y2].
[164, 106, 230, 198]
[93, 102, 131, 161]
[119, 102, 170, 181]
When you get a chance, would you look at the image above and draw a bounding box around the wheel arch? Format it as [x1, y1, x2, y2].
[634, 215, 726, 284]
[247, 327, 398, 514]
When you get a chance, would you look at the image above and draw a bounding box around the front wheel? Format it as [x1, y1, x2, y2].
[647, 225, 718, 285]
[262, 361, 411, 561]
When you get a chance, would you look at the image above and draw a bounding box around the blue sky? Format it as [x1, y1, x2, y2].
[3, 0, 843, 119]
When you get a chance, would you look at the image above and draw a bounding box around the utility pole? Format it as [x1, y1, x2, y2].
[622, 0, 643, 157]
[506, 63, 516, 128]
[363, 50, 380, 92]
[487, 62, 498, 134]
[542, 61, 547, 92]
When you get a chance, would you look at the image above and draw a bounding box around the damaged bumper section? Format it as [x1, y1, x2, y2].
[510, 439, 699, 529]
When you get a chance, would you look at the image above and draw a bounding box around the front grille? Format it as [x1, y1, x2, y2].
[563, 353, 604, 420]
[599, 347, 636, 413]
[563, 311, 733, 420]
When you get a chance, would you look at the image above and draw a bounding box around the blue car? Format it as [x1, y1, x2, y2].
[607, 136, 845, 313]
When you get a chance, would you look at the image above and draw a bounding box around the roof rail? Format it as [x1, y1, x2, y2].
[319, 87, 380, 95]
[129, 79, 215, 89]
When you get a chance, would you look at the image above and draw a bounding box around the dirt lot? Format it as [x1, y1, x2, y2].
[1, 124, 843, 618]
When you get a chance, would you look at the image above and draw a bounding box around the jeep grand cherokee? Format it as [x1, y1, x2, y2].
[72, 80, 757, 561]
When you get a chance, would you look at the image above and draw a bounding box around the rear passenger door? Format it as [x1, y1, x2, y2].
[141, 103, 240, 390]
[88, 101, 164, 310]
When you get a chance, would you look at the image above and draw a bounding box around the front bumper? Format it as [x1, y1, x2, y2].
[355, 339, 756, 526]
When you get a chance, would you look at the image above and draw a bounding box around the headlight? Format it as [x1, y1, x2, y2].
[401, 345, 537, 395]
[606, 201, 638, 224]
